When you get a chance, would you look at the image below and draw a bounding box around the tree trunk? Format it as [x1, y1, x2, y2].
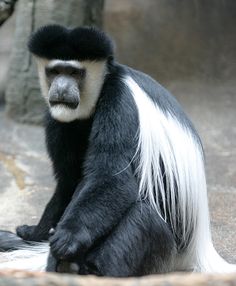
[5, 0, 104, 124]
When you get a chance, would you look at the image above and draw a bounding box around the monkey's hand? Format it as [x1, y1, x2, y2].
[16, 224, 49, 241]
[49, 224, 91, 259]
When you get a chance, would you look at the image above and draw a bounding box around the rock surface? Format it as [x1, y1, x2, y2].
[0, 270, 236, 286]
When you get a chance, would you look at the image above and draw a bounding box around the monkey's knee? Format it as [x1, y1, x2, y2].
[82, 202, 176, 277]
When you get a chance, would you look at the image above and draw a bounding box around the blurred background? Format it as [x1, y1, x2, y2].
[0, 0, 235, 263]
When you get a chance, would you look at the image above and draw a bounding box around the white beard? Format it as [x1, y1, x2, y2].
[50, 105, 81, 122]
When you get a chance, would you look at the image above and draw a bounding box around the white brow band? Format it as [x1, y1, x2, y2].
[47, 60, 82, 69]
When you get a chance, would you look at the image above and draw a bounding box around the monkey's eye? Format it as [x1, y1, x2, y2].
[45, 67, 60, 77]
[69, 68, 86, 78]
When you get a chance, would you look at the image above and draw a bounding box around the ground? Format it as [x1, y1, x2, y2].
[0, 80, 235, 264]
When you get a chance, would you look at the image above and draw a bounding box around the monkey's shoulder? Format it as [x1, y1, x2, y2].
[120, 63, 200, 142]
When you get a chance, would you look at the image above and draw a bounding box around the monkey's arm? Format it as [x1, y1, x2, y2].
[17, 112, 90, 242]
[50, 160, 138, 259]
[16, 181, 74, 241]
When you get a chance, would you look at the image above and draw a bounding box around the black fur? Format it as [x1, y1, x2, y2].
[28, 25, 114, 61]
[79, 201, 175, 276]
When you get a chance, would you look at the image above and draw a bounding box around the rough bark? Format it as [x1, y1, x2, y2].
[5, 0, 104, 124]
[0, 270, 236, 286]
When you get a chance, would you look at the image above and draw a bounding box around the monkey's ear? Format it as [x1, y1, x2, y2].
[28, 24, 115, 61]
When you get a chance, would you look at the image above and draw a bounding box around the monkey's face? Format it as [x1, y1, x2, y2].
[45, 60, 84, 122]
[36, 59, 106, 122]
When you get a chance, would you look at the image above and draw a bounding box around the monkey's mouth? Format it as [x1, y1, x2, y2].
[49, 100, 79, 110]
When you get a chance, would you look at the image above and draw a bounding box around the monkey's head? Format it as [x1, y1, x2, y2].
[28, 25, 114, 122]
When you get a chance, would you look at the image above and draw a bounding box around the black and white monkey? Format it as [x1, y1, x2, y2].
[0, 25, 235, 276]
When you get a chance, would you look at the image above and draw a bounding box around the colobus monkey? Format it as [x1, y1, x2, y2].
[0, 25, 235, 276]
